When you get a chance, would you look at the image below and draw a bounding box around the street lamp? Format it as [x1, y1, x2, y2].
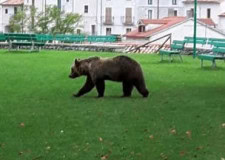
[193, 0, 197, 58]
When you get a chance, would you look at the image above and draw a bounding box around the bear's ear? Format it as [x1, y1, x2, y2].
[75, 59, 80, 67]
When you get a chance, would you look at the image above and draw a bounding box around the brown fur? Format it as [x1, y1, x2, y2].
[69, 55, 149, 98]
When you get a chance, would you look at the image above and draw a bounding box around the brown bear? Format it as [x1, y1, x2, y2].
[69, 55, 149, 98]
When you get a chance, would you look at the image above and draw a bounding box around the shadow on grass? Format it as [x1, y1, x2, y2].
[197, 66, 225, 71]
[70, 95, 148, 100]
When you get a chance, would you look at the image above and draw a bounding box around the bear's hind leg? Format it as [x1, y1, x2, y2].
[96, 80, 105, 98]
[122, 81, 133, 97]
[134, 79, 149, 98]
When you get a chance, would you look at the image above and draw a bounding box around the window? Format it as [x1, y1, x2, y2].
[148, 10, 153, 19]
[138, 25, 145, 32]
[125, 8, 132, 24]
[126, 28, 132, 33]
[14, 7, 17, 14]
[148, 0, 152, 5]
[207, 8, 211, 18]
[5, 9, 8, 14]
[84, 5, 88, 13]
[174, 10, 177, 16]
[190, 8, 194, 17]
[106, 28, 112, 35]
[172, 0, 177, 5]
[91, 25, 96, 35]
[77, 29, 81, 34]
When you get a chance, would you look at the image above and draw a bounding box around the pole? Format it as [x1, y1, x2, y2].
[193, 0, 197, 58]
[100, 0, 102, 35]
[157, 0, 159, 19]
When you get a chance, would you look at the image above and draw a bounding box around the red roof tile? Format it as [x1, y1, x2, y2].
[0, 0, 24, 6]
[125, 17, 216, 38]
[125, 17, 186, 38]
[198, 18, 216, 26]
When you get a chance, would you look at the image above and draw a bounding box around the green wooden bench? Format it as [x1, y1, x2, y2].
[0, 34, 6, 42]
[208, 38, 225, 45]
[198, 42, 225, 68]
[87, 35, 117, 43]
[159, 40, 185, 62]
[4, 33, 46, 51]
[36, 34, 53, 43]
[55, 34, 85, 43]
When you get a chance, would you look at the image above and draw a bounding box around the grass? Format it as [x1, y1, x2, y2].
[0, 50, 225, 160]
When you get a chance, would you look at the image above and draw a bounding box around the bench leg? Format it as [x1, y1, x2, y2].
[201, 59, 203, 68]
[212, 60, 216, 68]
[160, 54, 163, 61]
[169, 54, 172, 63]
[179, 54, 183, 62]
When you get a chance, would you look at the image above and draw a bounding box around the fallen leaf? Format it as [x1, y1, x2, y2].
[222, 123, 225, 128]
[20, 122, 25, 127]
[18, 151, 23, 156]
[46, 146, 51, 150]
[160, 153, 168, 160]
[99, 137, 103, 142]
[149, 135, 154, 139]
[180, 151, 186, 156]
[186, 131, 192, 138]
[221, 158, 225, 160]
[196, 146, 203, 150]
[170, 129, 177, 135]
[101, 155, 108, 160]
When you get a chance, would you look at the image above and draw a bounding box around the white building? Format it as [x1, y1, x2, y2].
[0, 0, 225, 35]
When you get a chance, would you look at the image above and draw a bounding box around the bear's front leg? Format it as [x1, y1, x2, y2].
[95, 79, 105, 98]
[74, 76, 95, 97]
[122, 81, 133, 97]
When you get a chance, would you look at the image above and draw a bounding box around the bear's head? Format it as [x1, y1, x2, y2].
[69, 59, 89, 79]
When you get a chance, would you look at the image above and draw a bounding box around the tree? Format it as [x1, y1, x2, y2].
[36, 6, 52, 34]
[9, 6, 28, 33]
[49, 6, 82, 35]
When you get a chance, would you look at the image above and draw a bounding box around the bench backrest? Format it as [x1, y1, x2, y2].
[212, 42, 225, 54]
[208, 38, 225, 45]
[87, 35, 117, 43]
[184, 36, 207, 45]
[36, 34, 53, 42]
[55, 34, 85, 43]
[4, 33, 36, 41]
[171, 40, 185, 50]
[0, 34, 6, 41]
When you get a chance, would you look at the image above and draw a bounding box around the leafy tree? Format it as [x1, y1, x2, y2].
[49, 6, 82, 35]
[36, 7, 52, 34]
[9, 6, 28, 33]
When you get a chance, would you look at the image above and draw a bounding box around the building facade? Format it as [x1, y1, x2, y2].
[0, 0, 225, 35]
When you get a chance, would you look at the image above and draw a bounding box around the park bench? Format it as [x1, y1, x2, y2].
[87, 35, 117, 43]
[208, 38, 225, 46]
[36, 34, 54, 43]
[4, 33, 46, 51]
[55, 34, 85, 43]
[159, 40, 184, 62]
[198, 42, 225, 68]
[184, 36, 208, 52]
[0, 33, 6, 42]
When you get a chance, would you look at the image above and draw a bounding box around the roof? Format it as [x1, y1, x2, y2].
[0, 0, 24, 6]
[198, 18, 216, 26]
[124, 17, 216, 38]
[183, 0, 222, 3]
[219, 12, 225, 17]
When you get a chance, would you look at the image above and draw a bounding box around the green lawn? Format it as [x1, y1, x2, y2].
[0, 50, 225, 160]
